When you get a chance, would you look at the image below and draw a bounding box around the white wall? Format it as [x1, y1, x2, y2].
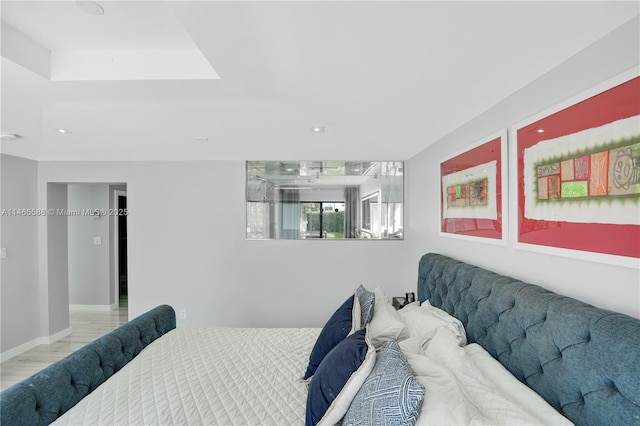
[0, 155, 40, 353]
[46, 183, 69, 335]
[37, 161, 409, 330]
[298, 188, 344, 202]
[405, 17, 640, 319]
[360, 175, 381, 201]
[67, 184, 111, 306]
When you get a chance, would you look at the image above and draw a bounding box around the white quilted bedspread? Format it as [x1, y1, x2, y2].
[54, 327, 320, 426]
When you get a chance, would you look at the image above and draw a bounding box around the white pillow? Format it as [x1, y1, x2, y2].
[397, 301, 467, 346]
[421, 300, 467, 343]
[367, 287, 407, 349]
[400, 329, 572, 426]
[351, 292, 362, 333]
[463, 344, 573, 425]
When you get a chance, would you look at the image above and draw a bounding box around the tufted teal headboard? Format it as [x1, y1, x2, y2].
[417, 253, 640, 426]
[0, 304, 176, 426]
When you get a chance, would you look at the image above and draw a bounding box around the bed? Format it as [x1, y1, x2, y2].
[1, 253, 639, 425]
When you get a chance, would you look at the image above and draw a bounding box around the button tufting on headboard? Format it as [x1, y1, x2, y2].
[417, 253, 640, 426]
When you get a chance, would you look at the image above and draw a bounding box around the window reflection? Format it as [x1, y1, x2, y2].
[246, 161, 404, 240]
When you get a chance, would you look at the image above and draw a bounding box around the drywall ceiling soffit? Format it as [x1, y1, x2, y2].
[1, 1, 219, 81]
[0, 1, 638, 162]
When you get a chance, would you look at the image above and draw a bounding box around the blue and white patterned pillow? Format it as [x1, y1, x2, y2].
[355, 285, 375, 328]
[341, 337, 425, 426]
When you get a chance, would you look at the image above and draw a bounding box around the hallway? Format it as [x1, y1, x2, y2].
[0, 299, 128, 391]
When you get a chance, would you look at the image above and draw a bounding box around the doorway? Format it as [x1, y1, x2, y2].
[301, 202, 345, 238]
[115, 190, 128, 307]
[44, 183, 129, 348]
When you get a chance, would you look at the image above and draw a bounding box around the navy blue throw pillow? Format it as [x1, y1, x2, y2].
[306, 329, 368, 426]
[303, 296, 354, 380]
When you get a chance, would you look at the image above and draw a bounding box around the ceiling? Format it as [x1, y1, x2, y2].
[1, 1, 638, 162]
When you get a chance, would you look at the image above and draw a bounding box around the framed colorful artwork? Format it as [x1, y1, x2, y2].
[511, 68, 640, 267]
[439, 129, 507, 244]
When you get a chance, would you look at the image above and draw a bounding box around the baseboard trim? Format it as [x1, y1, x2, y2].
[69, 304, 113, 312]
[1, 339, 40, 363]
[0, 326, 73, 362]
[44, 326, 73, 344]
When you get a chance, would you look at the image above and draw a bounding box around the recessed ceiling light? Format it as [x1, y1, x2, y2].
[536, 128, 545, 133]
[56, 128, 71, 134]
[311, 126, 325, 133]
[1, 133, 22, 141]
[76, 1, 104, 15]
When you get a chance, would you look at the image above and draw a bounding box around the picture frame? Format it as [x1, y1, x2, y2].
[439, 129, 507, 245]
[510, 68, 640, 267]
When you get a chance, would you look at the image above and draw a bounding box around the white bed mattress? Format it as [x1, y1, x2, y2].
[54, 327, 320, 426]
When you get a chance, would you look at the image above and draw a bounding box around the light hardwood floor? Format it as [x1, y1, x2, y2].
[0, 299, 128, 391]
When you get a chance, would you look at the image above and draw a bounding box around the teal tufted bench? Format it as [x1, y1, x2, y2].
[418, 253, 640, 426]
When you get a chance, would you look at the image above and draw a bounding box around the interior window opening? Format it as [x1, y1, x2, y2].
[246, 161, 403, 240]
